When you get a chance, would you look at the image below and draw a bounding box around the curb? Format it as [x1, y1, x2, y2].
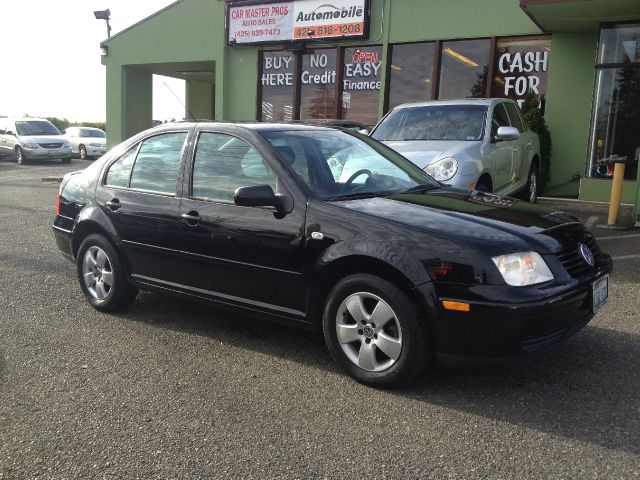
[538, 197, 634, 226]
[42, 176, 63, 183]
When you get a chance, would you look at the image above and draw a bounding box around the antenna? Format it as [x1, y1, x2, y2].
[162, 81, 196, 121]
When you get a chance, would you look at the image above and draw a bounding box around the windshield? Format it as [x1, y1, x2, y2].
[371, 104, 487, 141]
[79, 128, 106, 138]
[259, 129, 439, 200]
[15, 120, 61, 136]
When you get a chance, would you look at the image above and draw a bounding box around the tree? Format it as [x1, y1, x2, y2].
[521, 90, 552, 193]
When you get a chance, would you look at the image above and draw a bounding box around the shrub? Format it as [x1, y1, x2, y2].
[520, 91, 552, 193]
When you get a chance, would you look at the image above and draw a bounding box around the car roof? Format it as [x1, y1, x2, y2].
[8, 117, 51, 122]
[391, 98, 515, 110]
[159, 121, 336, 133]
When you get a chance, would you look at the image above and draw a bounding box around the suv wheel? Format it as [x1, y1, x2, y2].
[15, 146, 24, 165]
[323, 274, 431, 388]
[76, 234, 138, 312]
[524, 164, 538, 203]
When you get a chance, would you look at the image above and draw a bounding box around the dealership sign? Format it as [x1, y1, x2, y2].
[227, 0, 369, 45]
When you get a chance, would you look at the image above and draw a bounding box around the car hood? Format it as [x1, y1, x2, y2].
[19, 135, 66, 143]
[381, 140, 479, 169]
[333, 187, 586, 257]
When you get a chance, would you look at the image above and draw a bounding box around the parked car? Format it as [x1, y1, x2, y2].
[64, 127, 107, 160]
[371, 99, 541, 202]
[53, 123, 611, 387]
[295, 118, 370, 132]
[0, 118, 72, 164]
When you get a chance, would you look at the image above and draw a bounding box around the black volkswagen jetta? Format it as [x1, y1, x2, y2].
[53, 123, 612, 387]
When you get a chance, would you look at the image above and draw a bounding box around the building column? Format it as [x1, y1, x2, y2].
[185, 79, 215, 120]
[105, 65, 152, 147]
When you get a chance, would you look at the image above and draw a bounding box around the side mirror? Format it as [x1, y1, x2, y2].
[234, 184, 292, 213]
[358, 128, 370, 135]
[5, 130, 15, 136]
[495, 126, 520, 142]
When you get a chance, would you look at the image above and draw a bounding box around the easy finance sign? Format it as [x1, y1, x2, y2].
[228, 0, 368, 45]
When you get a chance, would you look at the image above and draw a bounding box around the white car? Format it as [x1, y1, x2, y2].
[371, 99, 541, 202]
[64, 127, 107, 160]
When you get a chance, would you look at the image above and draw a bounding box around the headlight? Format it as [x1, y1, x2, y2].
[23, 143, 40, 149]
[425, 157, 458, 181]
[492, 252, 554, 286]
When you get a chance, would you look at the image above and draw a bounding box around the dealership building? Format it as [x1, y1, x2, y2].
[101, 0, 640, 217]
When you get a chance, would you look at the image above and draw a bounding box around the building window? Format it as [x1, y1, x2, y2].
[341, 46, 383, 125]
[388, 42, 435, 109]
[588, 23, 640, 180]
[261, 51, 295, 122]
[438, 39, 491, 99]
[493, 36, 551, 107]
[300, 49, 338, 120]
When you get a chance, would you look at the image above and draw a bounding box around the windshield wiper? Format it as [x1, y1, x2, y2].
[327, 191, 391, 201]
[398, 184, 440, 195]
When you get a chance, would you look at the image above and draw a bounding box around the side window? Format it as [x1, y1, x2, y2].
[192, 132, 276, 202]
[105, 146, 138, 188]
[129, 132, 187, 194]
[491, 103, 510, 138]
[504, 102, 525, 133]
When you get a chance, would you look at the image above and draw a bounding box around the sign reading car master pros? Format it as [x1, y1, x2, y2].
[228, 0, 368, 45]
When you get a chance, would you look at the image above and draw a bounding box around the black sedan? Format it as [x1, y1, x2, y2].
[53, 123, 612, 387]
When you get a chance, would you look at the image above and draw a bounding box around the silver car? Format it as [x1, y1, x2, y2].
[371, 99, 541, 202]
[64, 127, 107, 160]
[0, 118, 72, 164]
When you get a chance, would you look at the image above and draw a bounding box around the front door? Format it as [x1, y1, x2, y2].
[489, 103, 517, 193]
[176, 130, 307, 317]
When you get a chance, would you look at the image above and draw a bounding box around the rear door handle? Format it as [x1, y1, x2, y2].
[181, 211, 201, 225]
[106, 199, 121, 211]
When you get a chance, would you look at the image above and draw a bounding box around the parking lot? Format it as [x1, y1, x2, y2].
[0, 158, 639, 478]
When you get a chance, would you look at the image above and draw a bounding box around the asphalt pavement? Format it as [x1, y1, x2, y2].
[0, 158, 639, 479]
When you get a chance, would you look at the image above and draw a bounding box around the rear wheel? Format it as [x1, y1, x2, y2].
[323, 274, 431, 388]
[79, 144, 87, 160]
[15, 146, 24, 165]
[76, 234, 138, 312]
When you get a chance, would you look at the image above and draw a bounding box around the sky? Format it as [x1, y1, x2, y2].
[0, 0, 185, 122]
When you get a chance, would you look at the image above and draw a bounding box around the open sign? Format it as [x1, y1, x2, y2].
[352, 51, 380, 63]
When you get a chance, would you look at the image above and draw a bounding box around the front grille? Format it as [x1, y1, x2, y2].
[556, 236, 601, 278]
[38, 142, 62, 149]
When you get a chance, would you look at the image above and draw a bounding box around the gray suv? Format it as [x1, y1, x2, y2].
[371, 99, 541, 202]
[0, 118, 72, 164]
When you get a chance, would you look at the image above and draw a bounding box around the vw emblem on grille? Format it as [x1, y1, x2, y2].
[578, 243, 595, 267]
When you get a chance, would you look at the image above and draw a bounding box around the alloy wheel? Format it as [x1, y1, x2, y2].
[82, 246, 114, 300]
[529, 170, 537, 203]
[335, 292, 402, 372]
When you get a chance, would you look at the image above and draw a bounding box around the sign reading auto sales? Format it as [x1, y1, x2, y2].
[227, 0, 369, 45]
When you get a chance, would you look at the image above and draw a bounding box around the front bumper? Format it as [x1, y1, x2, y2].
[24, 148, 72, 160]
[416, 254, 613, 365]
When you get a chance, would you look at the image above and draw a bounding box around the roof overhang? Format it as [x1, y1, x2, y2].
[520, 0, 640, 32]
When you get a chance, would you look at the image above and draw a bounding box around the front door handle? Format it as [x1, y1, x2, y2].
[181, 211, 201, 225]
[106, 199, 121, 211]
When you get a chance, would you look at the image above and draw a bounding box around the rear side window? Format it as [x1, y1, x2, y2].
[192, 132, 276, 202]
[129, 133, 187, 194]
[504, 102, 525, 133]
[105, 147, 137, 187]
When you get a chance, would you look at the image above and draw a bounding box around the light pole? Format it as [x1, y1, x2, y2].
[94, 9, 112, 39]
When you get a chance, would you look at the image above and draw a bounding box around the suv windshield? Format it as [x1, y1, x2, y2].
[372, 105, 487, 142]
[79, 129, 106, 138]
[259, 129, 439, 200]
[15, 120, 61, 136]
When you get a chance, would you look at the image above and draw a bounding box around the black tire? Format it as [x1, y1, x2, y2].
[522, 163, 538, 203]
[76, 234, 138, 312]
[476, 176, 492, 193]
[79, 144, 87, 160]
[323, 274, 432, 388]
[15, 146, 24, 165]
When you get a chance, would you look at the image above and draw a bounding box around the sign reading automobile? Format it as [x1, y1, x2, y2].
[227, 0, 368, 45]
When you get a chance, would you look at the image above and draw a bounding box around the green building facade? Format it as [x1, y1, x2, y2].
[101, 0, 640, 220]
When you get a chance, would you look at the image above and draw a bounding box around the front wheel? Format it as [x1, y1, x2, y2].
[323, 274, 432, 388]
[15, 146, 24, 165]
[523, 164, 538, 203]
[76, 234, 138, 312]
[79, 145, 87, 160]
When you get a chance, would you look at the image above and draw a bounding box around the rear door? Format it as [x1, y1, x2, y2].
[95, 130, 191, 283]
[175, 128, 307, 317]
